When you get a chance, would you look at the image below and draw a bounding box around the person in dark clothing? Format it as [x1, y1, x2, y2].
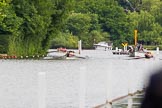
[65, 51, 75, 57]
[141, 68, 162, 108]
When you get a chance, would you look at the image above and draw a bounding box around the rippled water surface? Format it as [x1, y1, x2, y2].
[0, 50, 162, 108]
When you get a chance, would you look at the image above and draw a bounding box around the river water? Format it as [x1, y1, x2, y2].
[0, 49, 162, 108]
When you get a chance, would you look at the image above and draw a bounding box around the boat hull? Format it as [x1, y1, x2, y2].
[43, 55, 88, 60]
[129, 52, 145, 57]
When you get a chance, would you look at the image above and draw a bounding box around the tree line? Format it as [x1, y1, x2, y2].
[1, 0, 162, 55]
[0, 0, 73, 55]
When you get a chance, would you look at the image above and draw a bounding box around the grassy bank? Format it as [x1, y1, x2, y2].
[143, 45, 162, 50]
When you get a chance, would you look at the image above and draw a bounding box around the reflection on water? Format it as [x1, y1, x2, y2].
[0, 50, 162, 108]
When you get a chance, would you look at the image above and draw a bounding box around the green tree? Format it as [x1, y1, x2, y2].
[117, 0, 142, 12]
[128, 10, 162, 45]
[65, 12, 101, 48]
[0, 0, 22, 53]
[72, 0, 132, 47]
[7, 0, 73, 56]
[50, 32, 78, 49]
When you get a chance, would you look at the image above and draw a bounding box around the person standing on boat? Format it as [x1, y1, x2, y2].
[136, 43, 140, 51]
[128, 46, 134, 53]
[139, 44, 144, 52]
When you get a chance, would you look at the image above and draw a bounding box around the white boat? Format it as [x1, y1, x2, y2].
[93, 41, 108, 47]
[44, 51, 88, 60]
[43, 55, 65, 60]
[44, 51, 66, 60]
[129, 51, 145, 57]
[43, 55, 88, 60]
[93, 41, 112, 50]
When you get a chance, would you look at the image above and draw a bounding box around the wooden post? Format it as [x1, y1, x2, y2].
[134, 30, 138, 46]
[106, 101, 112, 108]
[115, 47, 118, 51]
[79, 67, 86, 108]
[127, 94, 133, 108]
[127, 61, 133, 108]
[157, 47, 159, 55]
[125, 45, 127, 51]
[78, 40, 82, 54]
[106, 63, 112, 108]
[38, 72, 46, 108]
[124, 46, 126, 51]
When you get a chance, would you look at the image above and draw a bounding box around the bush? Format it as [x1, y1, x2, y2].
[50, 33, 78, 49]
[143, 45, 162, 50]
[0, 45, 7, 53]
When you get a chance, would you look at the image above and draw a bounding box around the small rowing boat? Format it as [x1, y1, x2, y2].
[44, 50, 88, 60]
[43, 55, 88, 60]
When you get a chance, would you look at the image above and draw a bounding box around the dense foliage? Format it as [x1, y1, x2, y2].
[52, 0, 162, 49]
[0, 0, 73, 55]
[1, 0, 162, 55]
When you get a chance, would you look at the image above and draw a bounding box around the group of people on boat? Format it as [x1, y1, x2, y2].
[128, 43, 153, 58]
[57, 47, 75, 57]
[128, 43, 144, 53]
